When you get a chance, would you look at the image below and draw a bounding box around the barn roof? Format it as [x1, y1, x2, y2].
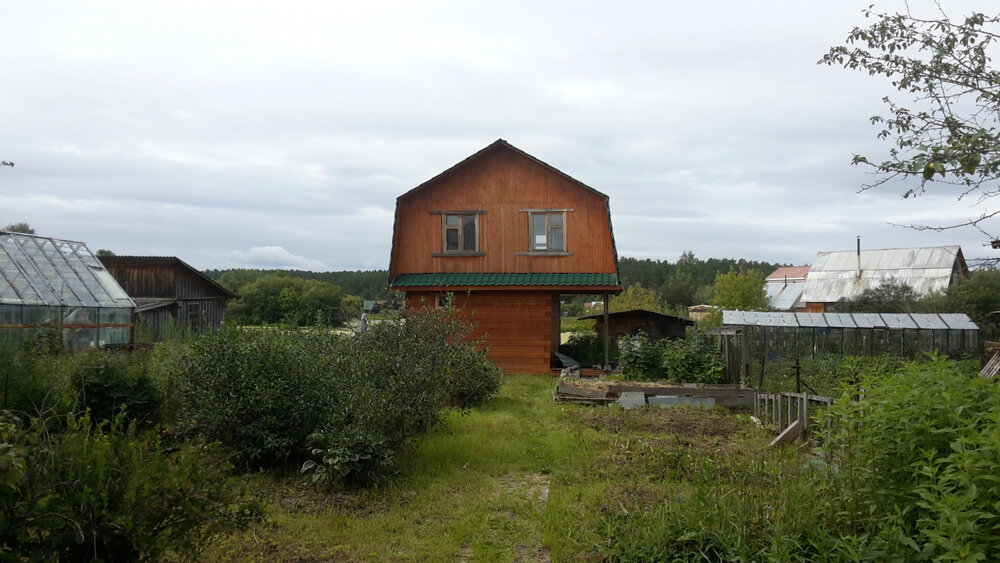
[578, 309, 693, 324]
[99, 255, 235, 299]
[801, 245, 966, 303]
[0, 231, 134, 308]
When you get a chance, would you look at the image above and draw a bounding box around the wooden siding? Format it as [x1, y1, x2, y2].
[101, 257, 233, 339]
[407, 290, 559, 374]
[390, 146, 617, 278]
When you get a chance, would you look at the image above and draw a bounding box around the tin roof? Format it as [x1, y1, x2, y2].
[0, 232, 135, 308]
[389, 272, 619, 288]
[765, 282, 805, 310]
[766, 266, 810, 281]
[801, 245, 966, 303]
[722, 310, 977, 330]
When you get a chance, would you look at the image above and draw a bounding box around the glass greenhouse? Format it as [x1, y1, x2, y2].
[0, 232, 135, 350]
[720, 310, 978, 367]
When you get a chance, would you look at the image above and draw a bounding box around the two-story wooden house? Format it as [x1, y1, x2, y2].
[388, 140, 621, 374]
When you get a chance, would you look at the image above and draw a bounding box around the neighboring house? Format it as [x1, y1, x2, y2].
[0, 231, 134, 349]
[388, 139, 622, 374]
[687, 304, 718, 322]
[800, 245, 968, 312]
[765, 265, 810, 311]
[99, 256, 234, 340]
[578, 309, 692, 342]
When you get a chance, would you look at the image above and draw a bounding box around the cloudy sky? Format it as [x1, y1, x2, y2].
[2, 1, 997, 271]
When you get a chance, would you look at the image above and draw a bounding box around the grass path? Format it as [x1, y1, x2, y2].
[209, 375, 767, 561]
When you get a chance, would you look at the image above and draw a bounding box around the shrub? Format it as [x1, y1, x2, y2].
[817, 356, 1000, 559]
[559, 331, 616, 368]
[0, 347, 73, 416]
[69, 351, 161, 425]
[177, 327, 339, 467]
[178, 309, 501, 482]
[619, 333, 724, 383]
[0, 411, 260, 560]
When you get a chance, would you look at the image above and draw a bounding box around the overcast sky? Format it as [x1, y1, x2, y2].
[3, 1, 997, 271]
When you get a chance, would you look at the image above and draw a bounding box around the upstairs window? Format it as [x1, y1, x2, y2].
[431, 210, 485, 256]
[522, 210, 570, 254]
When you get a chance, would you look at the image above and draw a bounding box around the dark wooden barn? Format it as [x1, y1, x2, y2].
[99, 256, 234, 340]
[579, 309, 693, 342]
[388, 139, 621, 374]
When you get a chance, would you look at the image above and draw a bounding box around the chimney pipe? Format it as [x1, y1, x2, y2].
[856, 236, 861, 278]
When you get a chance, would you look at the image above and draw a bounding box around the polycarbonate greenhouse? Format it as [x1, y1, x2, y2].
[721, 311, 979, 367]
[0, 232, 134, 349]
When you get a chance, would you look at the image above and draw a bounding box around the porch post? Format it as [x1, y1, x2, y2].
[603, 291, 610, 370]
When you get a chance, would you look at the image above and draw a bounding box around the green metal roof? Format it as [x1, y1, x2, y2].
[390, 273, 619, 288]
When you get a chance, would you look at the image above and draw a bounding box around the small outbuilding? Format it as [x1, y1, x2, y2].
[99, 256, 234, 340]
[579, 309, 693, 342]
[0, 232, 134, 349]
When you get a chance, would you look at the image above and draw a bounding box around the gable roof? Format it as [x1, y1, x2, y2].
[388, 139, 620, 287]
[801, 245, 966, 303]
[396, 139, 610, 202]
[391, 272, 619, 289]
[98, 255, 235, 299]
[0, 231, 134, 308]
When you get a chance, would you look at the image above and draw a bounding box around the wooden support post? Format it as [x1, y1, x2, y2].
[794, 358, 801, 393]
[602, 291, 610, 370]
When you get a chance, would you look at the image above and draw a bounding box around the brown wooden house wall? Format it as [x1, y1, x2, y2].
[407, 290, 560, 375]
[389, 147, 617, 278]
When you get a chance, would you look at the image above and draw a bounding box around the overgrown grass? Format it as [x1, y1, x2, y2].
[207, 376, 773, 561]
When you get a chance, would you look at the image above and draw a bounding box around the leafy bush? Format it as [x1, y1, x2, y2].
[177, 327, 339, 467]
[660, 336, 725, 384]
[0, 411, 260, 560]
[559, 331, 616, 368]
[816, 356, 1000, 559]
[69, 351, 161, 425]
[618, 333, 667, 380]
[0, 346, 73, 416]
[177, 308, 501, 482]
[619, 333, 724, 383]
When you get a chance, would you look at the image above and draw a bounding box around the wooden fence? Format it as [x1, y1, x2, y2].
[755, 392, 833, 434]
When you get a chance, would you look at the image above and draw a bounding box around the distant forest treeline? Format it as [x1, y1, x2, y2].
[204, 252, 788, 308]
[203, 269, 390, 300]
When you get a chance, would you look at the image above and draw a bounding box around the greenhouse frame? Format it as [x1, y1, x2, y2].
[719, 311, 979, 381]
[0, 232, 135, 350]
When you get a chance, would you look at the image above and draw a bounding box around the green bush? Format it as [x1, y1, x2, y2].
[0, 411, 260, 560]
[816, 356, 1000, 559]
[0, 347, 73, 416]
[177, 309, 501, 482]
[177, 327, 339, 467]
[619, 333, 724, 383]
[69, 351, 161, 425]
[559, 331, 616, 368]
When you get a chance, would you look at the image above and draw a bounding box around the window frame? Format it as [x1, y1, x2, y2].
[430, 209, 486, 257]
[518, 208, 573, 256]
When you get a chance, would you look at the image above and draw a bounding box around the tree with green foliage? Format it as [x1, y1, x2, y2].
[834, 279, 922, 313]
[610, 283, 665, 313]
[822, 6, 1000, 240]
[227, 273, 347, 327]
[711, 267, 767, 311]
[662, 251, 700, 307]
[944, 269, 1000, 326]
[2, 222, 34, 234]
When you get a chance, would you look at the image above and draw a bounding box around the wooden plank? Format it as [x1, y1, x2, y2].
[556, 382, 608, 399]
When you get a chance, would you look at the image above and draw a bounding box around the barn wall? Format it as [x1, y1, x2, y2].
[406, 290, 558, 374]
[390, 148, 617, 277]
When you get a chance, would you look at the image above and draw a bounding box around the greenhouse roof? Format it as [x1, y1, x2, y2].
[722, 311, 977, 330]
[0, 232, 135, 308]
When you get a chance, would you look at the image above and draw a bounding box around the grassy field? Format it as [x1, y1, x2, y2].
[209, 376, 774, 561]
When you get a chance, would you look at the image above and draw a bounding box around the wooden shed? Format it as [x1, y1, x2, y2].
[99, 256, 235, 340]
[388, 139, 621, 374]
[579, 309, 693, 342]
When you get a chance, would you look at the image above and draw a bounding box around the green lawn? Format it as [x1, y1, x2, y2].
[209, 376, 771, 561]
